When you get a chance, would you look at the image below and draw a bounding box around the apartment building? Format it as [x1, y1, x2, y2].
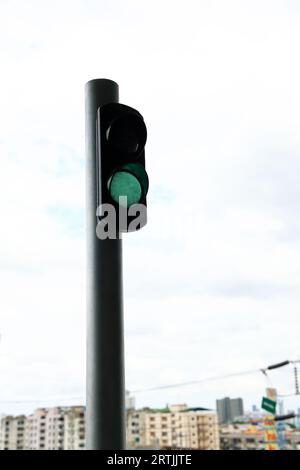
[220, 424, 265, 450]
[127, 404, 220, 450]
[25, 408, 48, 450]
[1, 403, 219, 450]
[24, 406, 85, 450]
[45, 407, 66, 450]
[0, 415, 26, 450]
[64, 406, 85, 450]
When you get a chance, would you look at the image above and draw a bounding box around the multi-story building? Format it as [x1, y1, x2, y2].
[127, 404, 220, 450]
[220, 422, 300, 450]
[216, 397, 244, 425]
[0, 407, 85, 451]
[24, 406, 85, 450]
[127, 408, 145, 448]
[45, 407, 66, 450]
[1, 403, 219, 451]
[220, 424, 265, 450]
[64, 406, 85, 450]
[0, 415, 26, 450]
[25, 408, 48, 450]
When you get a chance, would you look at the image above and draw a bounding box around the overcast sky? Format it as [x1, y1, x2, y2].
[0, 0, 300, 416]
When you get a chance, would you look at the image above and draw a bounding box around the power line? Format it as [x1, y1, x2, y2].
[131, 360, 300, 394]
[0, 359, 299, 404]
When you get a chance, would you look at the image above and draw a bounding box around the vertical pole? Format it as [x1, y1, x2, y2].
[85, 79, 125, 450]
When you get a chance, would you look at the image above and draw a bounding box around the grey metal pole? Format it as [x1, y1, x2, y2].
[85, 79, 125, 450]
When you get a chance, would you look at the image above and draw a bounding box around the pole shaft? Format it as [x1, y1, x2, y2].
[85, 79, 125, 450]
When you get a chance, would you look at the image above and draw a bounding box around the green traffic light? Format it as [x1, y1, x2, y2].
[109, 171, 142, 207]
[108, 163, 149, 208]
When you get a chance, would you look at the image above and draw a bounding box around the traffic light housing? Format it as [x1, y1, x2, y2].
[96, 103, 148, 234]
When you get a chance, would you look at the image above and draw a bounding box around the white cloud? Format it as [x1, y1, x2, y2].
[0, 0, 299, 416]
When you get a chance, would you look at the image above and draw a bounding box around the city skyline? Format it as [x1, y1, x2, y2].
[1, 400, 300, 451]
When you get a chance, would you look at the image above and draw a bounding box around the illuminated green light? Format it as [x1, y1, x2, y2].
[108, 163, 149, 208]
[109, 171, 142, 208]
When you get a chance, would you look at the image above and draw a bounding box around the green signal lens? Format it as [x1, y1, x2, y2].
[109, 171, 142, 207]
[108, 163, 149, 208]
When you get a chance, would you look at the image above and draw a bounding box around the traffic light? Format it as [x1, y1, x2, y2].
[96, 103, 148, 234]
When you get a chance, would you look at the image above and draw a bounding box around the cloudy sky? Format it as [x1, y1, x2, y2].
[0, 0, 300, 416]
